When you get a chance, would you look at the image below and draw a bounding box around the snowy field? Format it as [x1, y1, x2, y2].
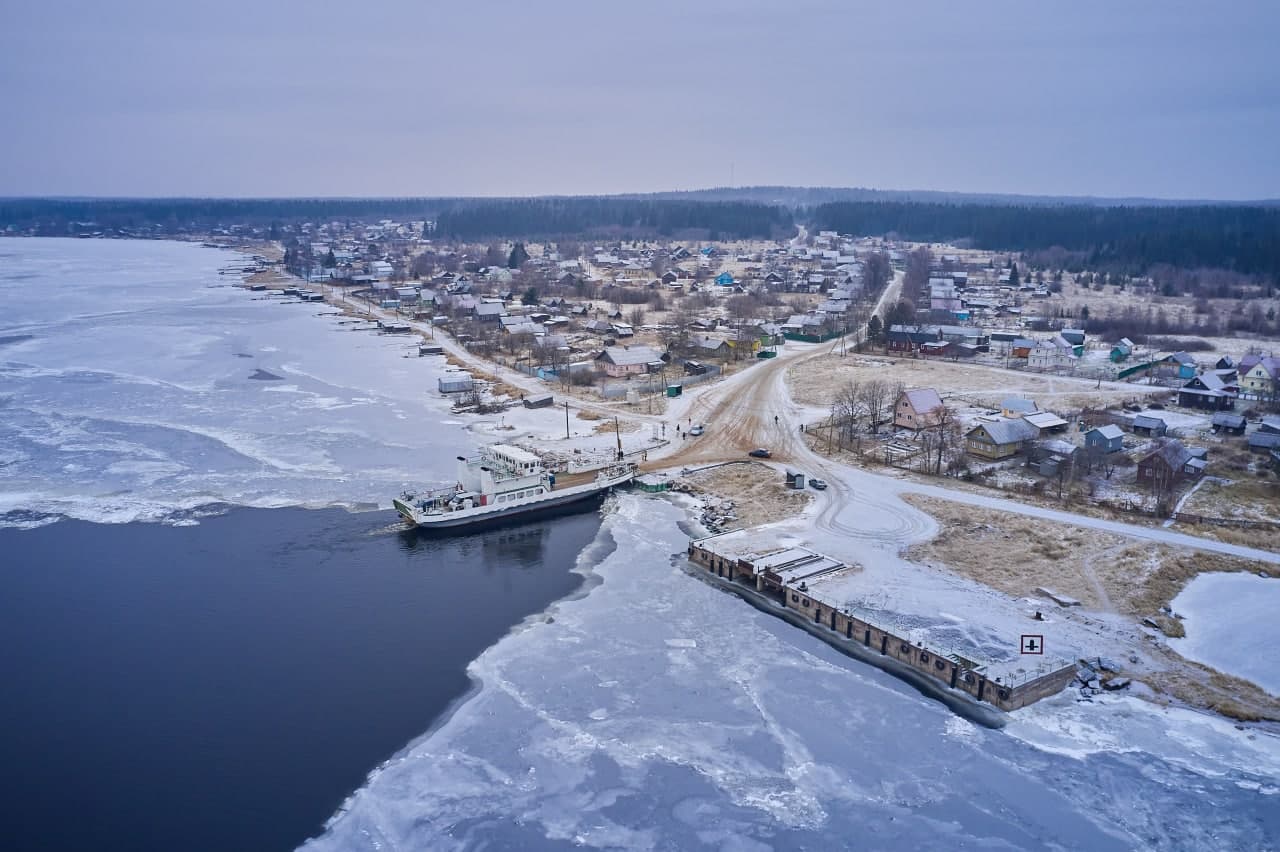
[0, 238, 471, 527]
[1171, 572, 1280, 695]
[306, 494, 1280, 850]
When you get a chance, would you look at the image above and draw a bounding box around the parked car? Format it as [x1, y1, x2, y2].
[748, 448, 771, 459]
[689, 424, 705, 436]
[808, 478, 828, 490]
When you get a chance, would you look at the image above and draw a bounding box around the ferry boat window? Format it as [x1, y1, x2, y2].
[790, 593, 798, 602]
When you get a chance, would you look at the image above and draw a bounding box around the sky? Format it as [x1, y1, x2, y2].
[2, 0, 1278, 200]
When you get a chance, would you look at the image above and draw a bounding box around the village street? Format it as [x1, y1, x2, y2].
[323, 275, 1279, 566]
[645, 324, 1280, 566]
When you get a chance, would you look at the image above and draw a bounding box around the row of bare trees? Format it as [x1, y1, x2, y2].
[829, 379, 904, 447]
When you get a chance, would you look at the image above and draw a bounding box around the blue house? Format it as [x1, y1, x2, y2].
[1159, 351, 1198, 379]
[715, 271, 735, 287]
[1084, 424, 1125, 454]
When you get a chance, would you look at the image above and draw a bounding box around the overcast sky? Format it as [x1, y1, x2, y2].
[3, 1, 1277, 200]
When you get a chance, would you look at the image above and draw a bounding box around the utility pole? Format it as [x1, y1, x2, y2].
[565, 400, 570, 439]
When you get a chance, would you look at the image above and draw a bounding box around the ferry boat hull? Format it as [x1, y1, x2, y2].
[394, 468, 635, 532]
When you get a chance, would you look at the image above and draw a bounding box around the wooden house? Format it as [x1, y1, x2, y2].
[594, 345, 666, 378]
[1178, 372, 1238, 410]
[1131, 415, 1167, 437]
[1137, 440, 1202, 491]
[893, 388, 945, 431]
[1210, 412, 1246, 435]
[964, 418, 1038, 460]
[1084, 425, 1125, 454]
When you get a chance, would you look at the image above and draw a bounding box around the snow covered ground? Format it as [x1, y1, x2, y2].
[0, 238, 471, 527]
[1171, 572, 1280, 695]
[306, 494, 1280, 850]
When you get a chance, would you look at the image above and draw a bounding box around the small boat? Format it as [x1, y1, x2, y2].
[394, 444, 635, 531]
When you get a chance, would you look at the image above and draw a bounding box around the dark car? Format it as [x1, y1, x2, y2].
[808, 478, 828, 490]
[748, 448, 771, 459]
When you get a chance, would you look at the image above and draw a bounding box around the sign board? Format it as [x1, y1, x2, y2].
[1020, 634, 1044, 655]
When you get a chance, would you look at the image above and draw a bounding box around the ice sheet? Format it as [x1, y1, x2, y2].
[0, 238, 471, 525]
[1170, 571, 1280, 695]
[304, 494, 1280, 850]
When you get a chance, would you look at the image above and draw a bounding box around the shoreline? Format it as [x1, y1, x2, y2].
[226, 241, 1280, 728]
[310, 497, 622, 844]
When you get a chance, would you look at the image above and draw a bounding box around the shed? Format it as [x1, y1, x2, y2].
[1001, 397, 1038, 418]
[1084, 425, 1125, 454]
[786, 470, 806, 489]
[1248, 432, 1280, 453]
[523, 394, 554, 409]
[1131, 415, 1167, 437]
[1211, 412, 1246, 434]
[438, 376, 475, 394]
[1024, 411, 1069, 432]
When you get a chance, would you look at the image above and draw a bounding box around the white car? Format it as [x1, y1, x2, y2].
[689, 425, 705, 436]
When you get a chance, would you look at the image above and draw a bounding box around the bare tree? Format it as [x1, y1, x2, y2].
[662, 300, 695, 357]
[918, 404, 961, 475]
[835, 379, 863, 448]
[861, 251, 892, 299]
[860, 380, 895, 435]
[904, 247, 933, 293]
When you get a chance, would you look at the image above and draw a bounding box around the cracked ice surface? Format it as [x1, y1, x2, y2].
[0, 238, 471, 526]
[306, 495, 1280, 851]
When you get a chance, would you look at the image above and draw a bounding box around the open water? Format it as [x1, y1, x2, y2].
[0, 507, 599, 852]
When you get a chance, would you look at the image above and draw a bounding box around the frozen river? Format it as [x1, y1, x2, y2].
[0, 237, 469, 526]
[307, 495, 1280, 850]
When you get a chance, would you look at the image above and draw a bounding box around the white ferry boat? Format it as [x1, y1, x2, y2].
[393, 444, 635, 530]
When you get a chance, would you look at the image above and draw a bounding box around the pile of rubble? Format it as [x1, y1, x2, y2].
[1074, 656, 1133, 698]
[698, 497, 738, 534]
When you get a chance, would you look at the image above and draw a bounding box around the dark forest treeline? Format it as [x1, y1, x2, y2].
[0, 198, 448, 232]
[0, 196, 791, 240]
[812, 201, 1280, 279]
[6, 196, 1278, 280]
[433, 198, 791, 240]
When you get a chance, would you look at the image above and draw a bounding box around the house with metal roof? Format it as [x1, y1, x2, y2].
[894, 388, 945, 431]
[1024, 410, 1069, 432]
[1178, 371, 1238, 410]
[1211, 412, 1247, 434]
[1157, 351, 1199, 379]
[1110, 337, 1135, 363]
[594, 345, 666, 377]
[1084, 424, 1125, 454]
[1137, 440, 1202, 491]
[1131, 415, 1167, 437]
[1240, 356, 1280, 400]
[964, 417, 1039, 459]
[1001, 397, 1038, 418]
